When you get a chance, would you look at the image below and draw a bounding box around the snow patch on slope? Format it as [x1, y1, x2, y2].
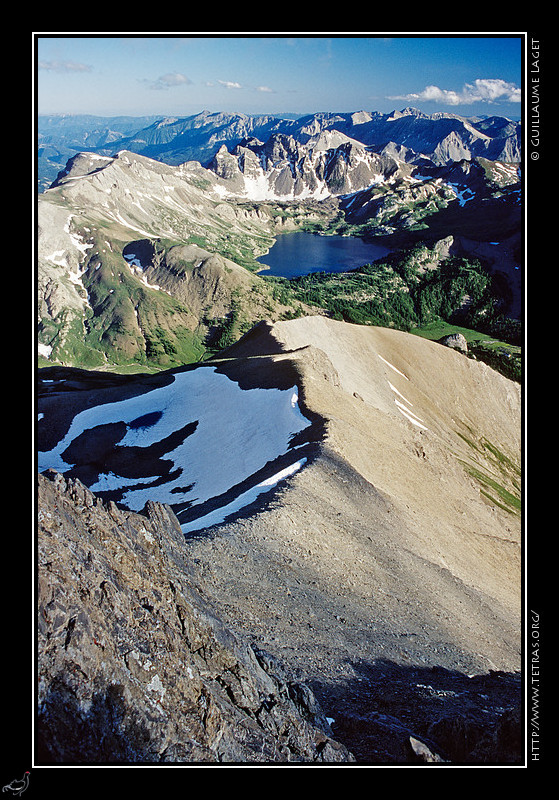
[38, 366, 312, 533]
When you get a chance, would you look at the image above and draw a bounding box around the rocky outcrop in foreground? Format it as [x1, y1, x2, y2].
[37, 468, 522, 765]
[37, 470, 352, 764]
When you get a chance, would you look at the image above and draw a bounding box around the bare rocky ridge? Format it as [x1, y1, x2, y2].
[184, 318, 522, 763]
[37, 317, 522, 764]
[209, 132, 406, 199]
[37, 472, 352, 764]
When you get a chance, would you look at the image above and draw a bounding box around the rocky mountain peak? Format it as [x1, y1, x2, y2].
[51, 151, 115, 187]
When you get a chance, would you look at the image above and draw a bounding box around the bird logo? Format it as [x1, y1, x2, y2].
[2, 773, 30, 797]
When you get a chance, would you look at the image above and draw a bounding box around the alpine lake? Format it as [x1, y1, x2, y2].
[256, 231, 390, 278]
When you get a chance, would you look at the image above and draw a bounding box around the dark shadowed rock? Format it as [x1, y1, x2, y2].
[37, 472, 354, 764]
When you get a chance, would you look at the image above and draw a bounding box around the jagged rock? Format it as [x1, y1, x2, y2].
[215, 132, 403, 200]
[37, 471, 354, 764]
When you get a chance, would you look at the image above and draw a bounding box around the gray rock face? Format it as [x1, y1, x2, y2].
[210, 132, 403, 199]
[37, 470, 354, 764]
[439, 332, 469, 353]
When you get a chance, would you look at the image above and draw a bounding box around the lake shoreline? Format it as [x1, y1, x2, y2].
[255, 230, 391, 279]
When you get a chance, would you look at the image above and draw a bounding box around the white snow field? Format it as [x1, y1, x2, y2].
[37, 366, 312, 533]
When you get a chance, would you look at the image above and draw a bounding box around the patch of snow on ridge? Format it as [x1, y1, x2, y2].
[180, 458, 308, 533]
[37, 367, 312, 532]
[394, 399, 428, 430]
[378, 353, 409, 380]
[38, 342, 52, 359]
[382, 358, 428, 431]
[123, 252, 161, 290]
[387, 381, 412, 406]
[240, 172, 331, 202]
[64, 215, 94, 259]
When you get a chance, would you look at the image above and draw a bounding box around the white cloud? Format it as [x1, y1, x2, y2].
[256, 85, 275, 93]
[218, 80, 242, 89]
[390, 78, 521, 106]
[148, 72, 193, 90]
[38, 60, 92, 73]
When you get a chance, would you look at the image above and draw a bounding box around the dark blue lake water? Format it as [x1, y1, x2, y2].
[256, 232, 390, 279]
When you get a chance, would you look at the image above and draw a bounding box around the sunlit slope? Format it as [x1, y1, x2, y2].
[222, 316, 521, 615]
[38, 316, 522, 674]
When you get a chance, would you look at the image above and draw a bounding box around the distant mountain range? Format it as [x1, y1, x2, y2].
[38, 107, 521, 192]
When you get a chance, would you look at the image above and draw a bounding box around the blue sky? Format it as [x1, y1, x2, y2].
[35, 34, 524, 119]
